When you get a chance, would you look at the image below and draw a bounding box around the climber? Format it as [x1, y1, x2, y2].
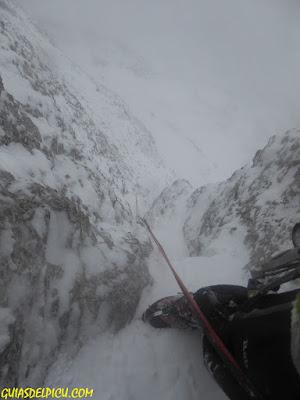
[142, 224, 300, 399]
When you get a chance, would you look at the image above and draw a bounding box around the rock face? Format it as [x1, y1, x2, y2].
[184, 130, 300, 268]
[0, 0, 172, 388]
[147, 131, 299, 271]
[0, 175, 152, 387]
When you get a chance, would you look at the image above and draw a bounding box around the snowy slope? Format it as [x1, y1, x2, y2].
[45, 165, 271, 400]
[184, 130, 300, 269]
[0, 0, 173, 388]
[1, 1, 300, 399]
[0, 1, 173, 208]
[44, 178, 252, 400]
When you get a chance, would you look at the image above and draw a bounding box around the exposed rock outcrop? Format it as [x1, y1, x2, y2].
[184, 130, 300, 267]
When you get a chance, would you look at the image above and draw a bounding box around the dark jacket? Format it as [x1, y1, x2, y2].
[196, 285, 300, 400]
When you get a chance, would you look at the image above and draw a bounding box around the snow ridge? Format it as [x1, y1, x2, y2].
[184, 130, 300, 268]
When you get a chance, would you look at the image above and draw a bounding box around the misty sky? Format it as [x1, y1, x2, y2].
[17, 0, 300, 186]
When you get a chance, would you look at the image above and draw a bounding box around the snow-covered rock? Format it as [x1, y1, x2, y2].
[148, 131, 299, 271]
[0, 0, 173, 387]
[145, 179, 193, 226]
[0, 308, 15, 354]
[183, 130, 300, 268]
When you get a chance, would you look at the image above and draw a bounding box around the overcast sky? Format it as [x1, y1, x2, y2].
[17, 0, 300, 186]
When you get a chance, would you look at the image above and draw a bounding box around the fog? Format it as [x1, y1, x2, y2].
[17, 0, 300, 186]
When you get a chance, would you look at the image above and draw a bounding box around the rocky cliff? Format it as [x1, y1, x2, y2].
[184, 130, 300, 267]
[0, 0, 172, 387]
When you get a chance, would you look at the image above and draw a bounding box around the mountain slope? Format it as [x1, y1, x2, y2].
[0, 0, 299, 397]
[0, 0, 173, 387]
[184, 130, 300, 268]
